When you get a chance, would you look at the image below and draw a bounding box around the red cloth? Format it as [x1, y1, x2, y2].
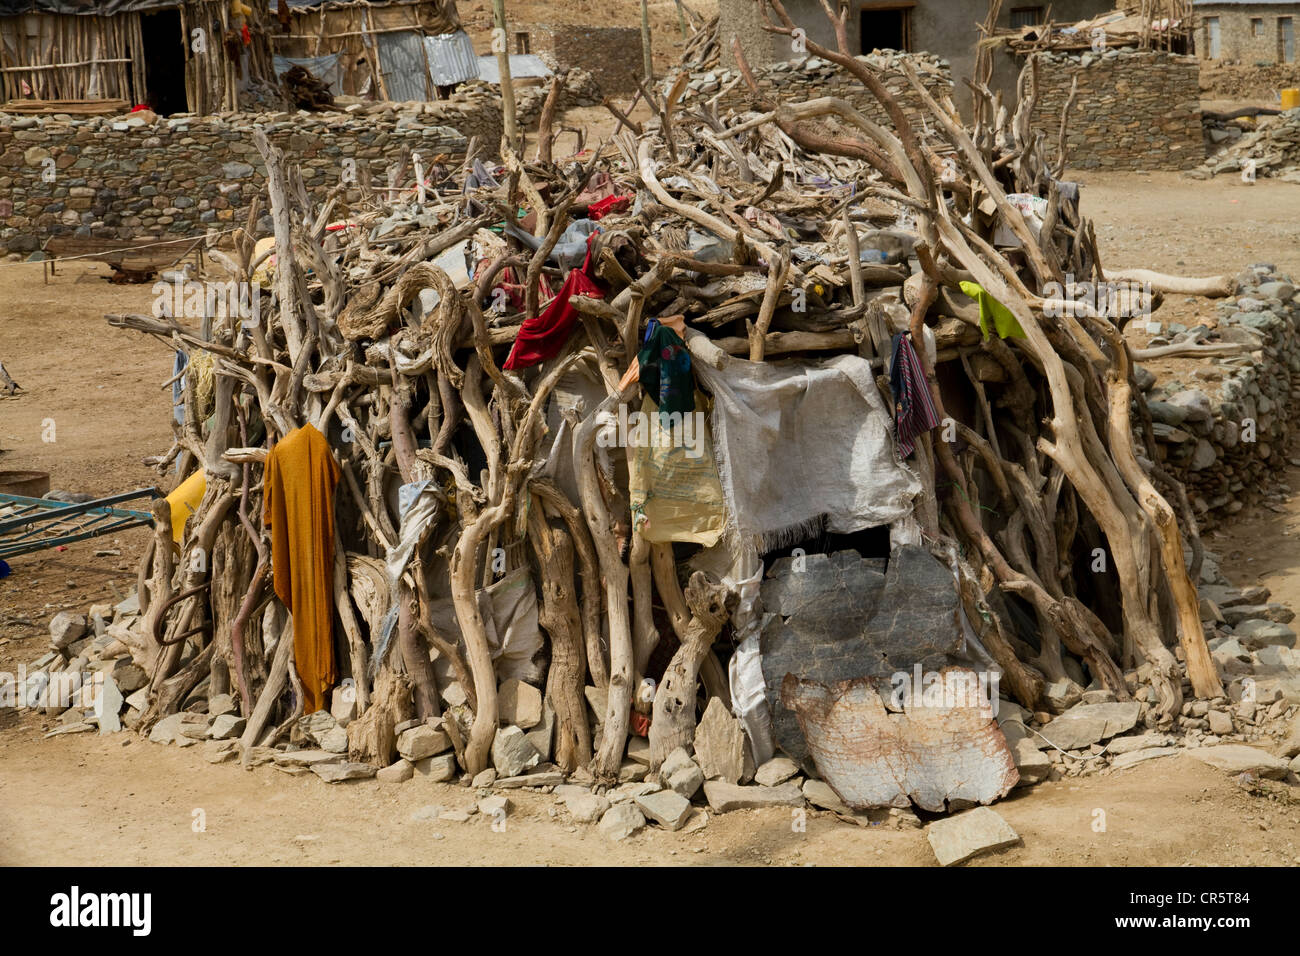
[587, 193, 631, 221]
[502, 235, 603, 370]
[241, 23, 251, 44]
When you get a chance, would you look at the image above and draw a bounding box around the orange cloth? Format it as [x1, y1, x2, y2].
[263, 424, 341, 714]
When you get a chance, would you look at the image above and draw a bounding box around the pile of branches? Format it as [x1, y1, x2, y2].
[105, 0, 1225, 784]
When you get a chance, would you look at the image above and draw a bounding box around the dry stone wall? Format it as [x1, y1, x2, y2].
[1028, 49, 1204, 171]
[0, 91, 502, 255]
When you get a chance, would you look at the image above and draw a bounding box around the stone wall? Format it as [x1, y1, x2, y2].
[680, 50, 953, 131]
[1028, 49, 1204, 171]
[528, 24, 643, 93]
[0, 92, 502, 256]
[1144, 266, 1300, 526]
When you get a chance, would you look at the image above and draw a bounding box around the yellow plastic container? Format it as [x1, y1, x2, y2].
[1282, 88, 1300, 111]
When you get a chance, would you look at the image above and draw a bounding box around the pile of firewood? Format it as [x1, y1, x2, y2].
[102, 0, 1229, 787]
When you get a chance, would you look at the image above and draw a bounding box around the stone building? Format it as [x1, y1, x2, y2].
[716, 0, 1114, 114]
[1194, 0, 1298, 64]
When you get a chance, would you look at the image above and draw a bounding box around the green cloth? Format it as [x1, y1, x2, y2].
[637, 320, 695, 423]
[960, 281, 1026, 341]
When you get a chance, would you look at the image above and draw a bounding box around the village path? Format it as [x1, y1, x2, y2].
[2, 172, 1300, 865]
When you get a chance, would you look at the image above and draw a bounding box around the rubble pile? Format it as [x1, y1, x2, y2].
[1188, 107, 1300, 182]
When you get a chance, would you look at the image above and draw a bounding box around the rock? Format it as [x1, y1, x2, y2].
[525, 702, 555, 762]
[1189, 439, 1217, 471]
[926, 807, 1020, 866]
[626, 735, 652, 766]
[208, 714, 246, 740]
[803, 778, 848, 812]
[311, 761, 377, 783]
[318, 725, 349, 753]
[148, 712, 204, 745]
[472, 768, 497, 788]
[694, 697, 748, 784]
[410, 804, 441, 822]
[660, 747, 705, 798]
[567, 790, 612, 822]
[273, 749, 345, 768]
[49, 611, 87, 650]
[110, 660, 147, 694]
[1039, 702, 1142, 750]
[1233, 619, 1296, 649]
[442, 682, 469, 707]
[702, 780, 804, 812]
[760, 547, 961, 767]
[618, 760, 648, 782]
[497, 678, 543, 729]
[330, 690, 357, 727]
[1110, 747, 1179, 771]
[439, 809, 473, 823]
[477, 794, 511, 819]
[1207, 710, 1234, 736]
[1107, 732, 1175, 754]
[1187, 744, 1290, 779]
[208, 693, 237, 717]
[495, 771, 564, 788]
[297, 710, 337, 745]
[491, 725, 540, 777]
[377, 760, 415, 783]
[94, 674, 123, 735]
[635, 790, 693, 831]
[598, 803, 645, 840]
[1043, 677, 1084, 713]
[396, 722, 450, 761]
[203, 740, 239, 763]
[754, 756, 800, 787]
[413, 753, 459, 782]
[1011, 738, 1051, 786]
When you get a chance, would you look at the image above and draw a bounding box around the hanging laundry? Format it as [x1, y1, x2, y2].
[637, 318, 695, 422]
[889, 332, 942, 459]
[959, 280, 1026, 340]
[263, 423, 341, 714]
[503, 232, 604, 371]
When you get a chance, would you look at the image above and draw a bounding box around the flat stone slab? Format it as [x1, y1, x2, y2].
[703, 780, 805, 812]
[273, 749, 346, 767]
[1187, 744, 1291, 779]
[635, 790, 693, 831]
[926, 807, 1020, 866]
[1109, 747, 1179, 771]
[1039, 702, 1141, 751]
[760, 547, 961, 768]
[312, 761, 377, 783]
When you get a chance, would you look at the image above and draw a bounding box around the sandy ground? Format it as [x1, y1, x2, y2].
[3, 170, 1300, 867]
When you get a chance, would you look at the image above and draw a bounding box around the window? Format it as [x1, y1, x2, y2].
[1252, 17, 1265, 37]
[859, 4, 913, 52]
[1204, 16, 1220, 58]
[1010, 6, 1044, 29]
[1280, 17, 1295, 62]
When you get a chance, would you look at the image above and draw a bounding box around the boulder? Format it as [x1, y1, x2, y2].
[598, 803, 645, 840]
[491, 725, 540, 777]
[635, 790, 693, 831]
[926, 807, 1020, 866]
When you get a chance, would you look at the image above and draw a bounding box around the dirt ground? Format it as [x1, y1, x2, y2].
[3, 170, 1300, 867]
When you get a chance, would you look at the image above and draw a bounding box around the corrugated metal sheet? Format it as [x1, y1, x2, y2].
[425, 29, 479, 86]
[378, 29, 429, 101]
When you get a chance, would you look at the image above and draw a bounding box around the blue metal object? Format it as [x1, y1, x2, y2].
[0, 488, 161, 560]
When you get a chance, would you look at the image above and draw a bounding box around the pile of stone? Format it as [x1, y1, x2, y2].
[672, 50, 952, 137]
[1186, 107, 1300, 182]
[1136, 266, 1300, 523]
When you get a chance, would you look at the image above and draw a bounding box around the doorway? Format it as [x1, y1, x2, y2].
[1280, 17, 1295, 63]
[859, 5, 912, 53]
[1204, 16, 1221, 58]
[139, 9, 188, 114]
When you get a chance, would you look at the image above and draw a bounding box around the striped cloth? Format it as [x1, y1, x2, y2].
[889, 331, 941, 458]
[425, 30, 480, 87]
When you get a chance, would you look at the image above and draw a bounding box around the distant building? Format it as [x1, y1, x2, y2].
[717, 0, 1114, 113]
[1193, 0, 1297, 63]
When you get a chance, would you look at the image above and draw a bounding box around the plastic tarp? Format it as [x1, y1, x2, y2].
[474, 53, 552, 84]
[273, 53, 343, 95]
[0, 0, 182, 15]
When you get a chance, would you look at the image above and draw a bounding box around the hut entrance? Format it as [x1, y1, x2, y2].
[139, 9, 188, 114]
